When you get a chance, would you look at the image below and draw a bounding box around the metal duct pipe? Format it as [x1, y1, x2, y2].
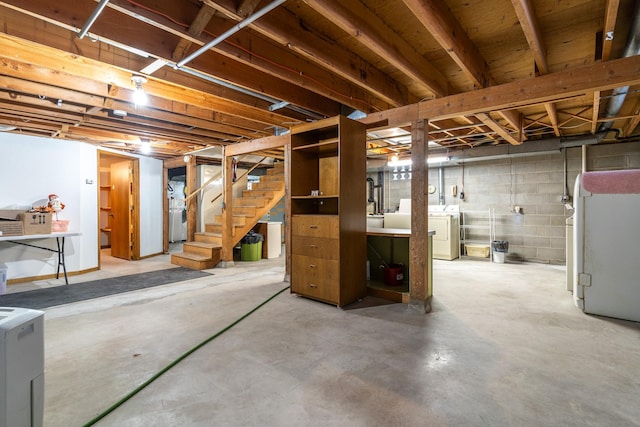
[78, 0, 110, 39]
[438, 167, 445, 205]
[599, 0, 640, 132]
[176, 0, 286, 68]
[367, 178, 375, 203]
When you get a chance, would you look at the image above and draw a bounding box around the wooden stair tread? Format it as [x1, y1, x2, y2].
[171, 252, 213, 261]
[186, 240, 221, 247]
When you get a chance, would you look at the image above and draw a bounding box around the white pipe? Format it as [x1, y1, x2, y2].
[78, 0, 110, 39]
[176, 0, 287, 68]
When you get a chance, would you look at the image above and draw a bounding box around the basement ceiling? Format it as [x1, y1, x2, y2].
[0, 0, 639, 161]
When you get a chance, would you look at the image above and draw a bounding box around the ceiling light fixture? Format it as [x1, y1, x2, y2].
[140, 140, 151, 154]
[131, 75, 148, 106]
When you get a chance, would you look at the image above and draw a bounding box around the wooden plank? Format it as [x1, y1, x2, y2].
[511, 0, 548, 74]
[401, 0, 492, 88]
[221, 146, 234, 262]
[304, 0, 448, 98]
[225, 134, 288, 156]
[409, 119, 431, 313]
[102, 0, 348, 115]
[186, 156, 197, 242]
[0, 32, 292, 127]
[359, 55, 640, 128]
[476, 112, 522, 145]
[601, 0, 621, 61]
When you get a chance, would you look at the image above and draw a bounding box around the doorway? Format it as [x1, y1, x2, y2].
[98, 152, 141, 263]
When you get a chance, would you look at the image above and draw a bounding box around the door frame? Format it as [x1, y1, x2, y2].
[97, 151, 141, 264]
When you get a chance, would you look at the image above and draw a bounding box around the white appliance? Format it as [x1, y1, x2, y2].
[573, 170, 640, 322]
[265, 222, 282, 259]
[383, 198, 411, 229]
[168, 180, 187, 242]
[0, 307, 45, 427]
[429, 205, 460, 260]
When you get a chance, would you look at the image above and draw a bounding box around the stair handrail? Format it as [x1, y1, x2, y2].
[185, 171, 222, 203]
[210, 156, 268, 204]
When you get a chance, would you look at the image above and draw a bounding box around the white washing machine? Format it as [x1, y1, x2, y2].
[428, 206, 460, 260]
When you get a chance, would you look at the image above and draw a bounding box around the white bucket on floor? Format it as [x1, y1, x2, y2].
[0, 266, 7, 295]
[493, 251, 505, 263]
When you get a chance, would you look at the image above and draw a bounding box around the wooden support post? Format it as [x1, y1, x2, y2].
[221, 147, 234, 265]
[186, 156, 197, 243]
[410, 119, 432, 313]
[284, 143, 291, 282]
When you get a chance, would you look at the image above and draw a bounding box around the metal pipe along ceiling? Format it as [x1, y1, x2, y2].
[78, 0, 110, 39]
[176, 0, 287, 68]
[599, 0, 640, 132]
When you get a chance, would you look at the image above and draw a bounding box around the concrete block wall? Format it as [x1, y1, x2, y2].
[369, 140, 640, 264]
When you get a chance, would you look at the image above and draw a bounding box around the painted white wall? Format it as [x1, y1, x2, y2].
[0, 133, 163, 281]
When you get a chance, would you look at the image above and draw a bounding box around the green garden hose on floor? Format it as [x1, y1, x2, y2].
[83, 285, 290, 426]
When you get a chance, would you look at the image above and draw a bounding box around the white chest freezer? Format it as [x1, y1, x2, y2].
[573, 170, 640, 322]
[0, 307, 45, 427]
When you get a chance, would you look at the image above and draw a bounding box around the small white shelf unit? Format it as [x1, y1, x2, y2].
[459, 209, 495, 260]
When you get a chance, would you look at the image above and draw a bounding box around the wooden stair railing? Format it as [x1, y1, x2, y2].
[171, 161, 284, 270]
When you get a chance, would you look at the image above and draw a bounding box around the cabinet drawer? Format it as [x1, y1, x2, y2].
[292, 215, 339, 238]
[291, 255, 339, 303]
[291, 236, 339, 260]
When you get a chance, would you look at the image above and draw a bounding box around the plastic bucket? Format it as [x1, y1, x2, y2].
[382, 263, 404, 286]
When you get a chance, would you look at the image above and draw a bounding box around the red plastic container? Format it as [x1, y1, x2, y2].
[382, 263, 404, 286]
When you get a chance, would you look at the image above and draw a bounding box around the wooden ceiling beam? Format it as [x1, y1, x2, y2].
[303, 0, 449, 98]
[172, 4, 216, 62]
[510, 0, 560, 136]
[0, 33, 292, 127]
[237, 0, 261, 18]
[361, 55, 640, 128]
[475, 113, 522, 145]
[511, 0, 548, 74]
[602, 0, 622, 62]
[202, 1, 411, 108]
[0, 0, 340, 118]
[402, 0, 523, 138]
[401, 0, 491, 89]
[103, 0, 371, 113]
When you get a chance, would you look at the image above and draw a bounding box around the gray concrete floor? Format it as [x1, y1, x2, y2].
[7, 251, 640, 426]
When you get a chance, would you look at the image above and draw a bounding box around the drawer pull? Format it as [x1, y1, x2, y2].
[309, 284, 318, 288]
[309, 225, 318, 229]
[309, 244, 318, 248]
[309, 264, 317, 268]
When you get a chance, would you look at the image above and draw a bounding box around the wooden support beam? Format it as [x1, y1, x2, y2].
[237, 0, 261, 18]
[476, 113, 522, 145]
[186, 155, 198, 242]
[304, 0, 448, 98]
[409, 119, 432, 313]
[602, 0, 621, 62]
[0, 32, 292, 127]
[511, 0, 548, 74]
[221, 146, 234, 263]
[401, 0, 492, 88]
[225, 134, 288, 157]
[360, 55, 640, 128]
[172, 4, 216, 62]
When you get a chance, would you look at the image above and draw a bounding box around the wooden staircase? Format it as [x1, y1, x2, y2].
[171, 162, 285, 270]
